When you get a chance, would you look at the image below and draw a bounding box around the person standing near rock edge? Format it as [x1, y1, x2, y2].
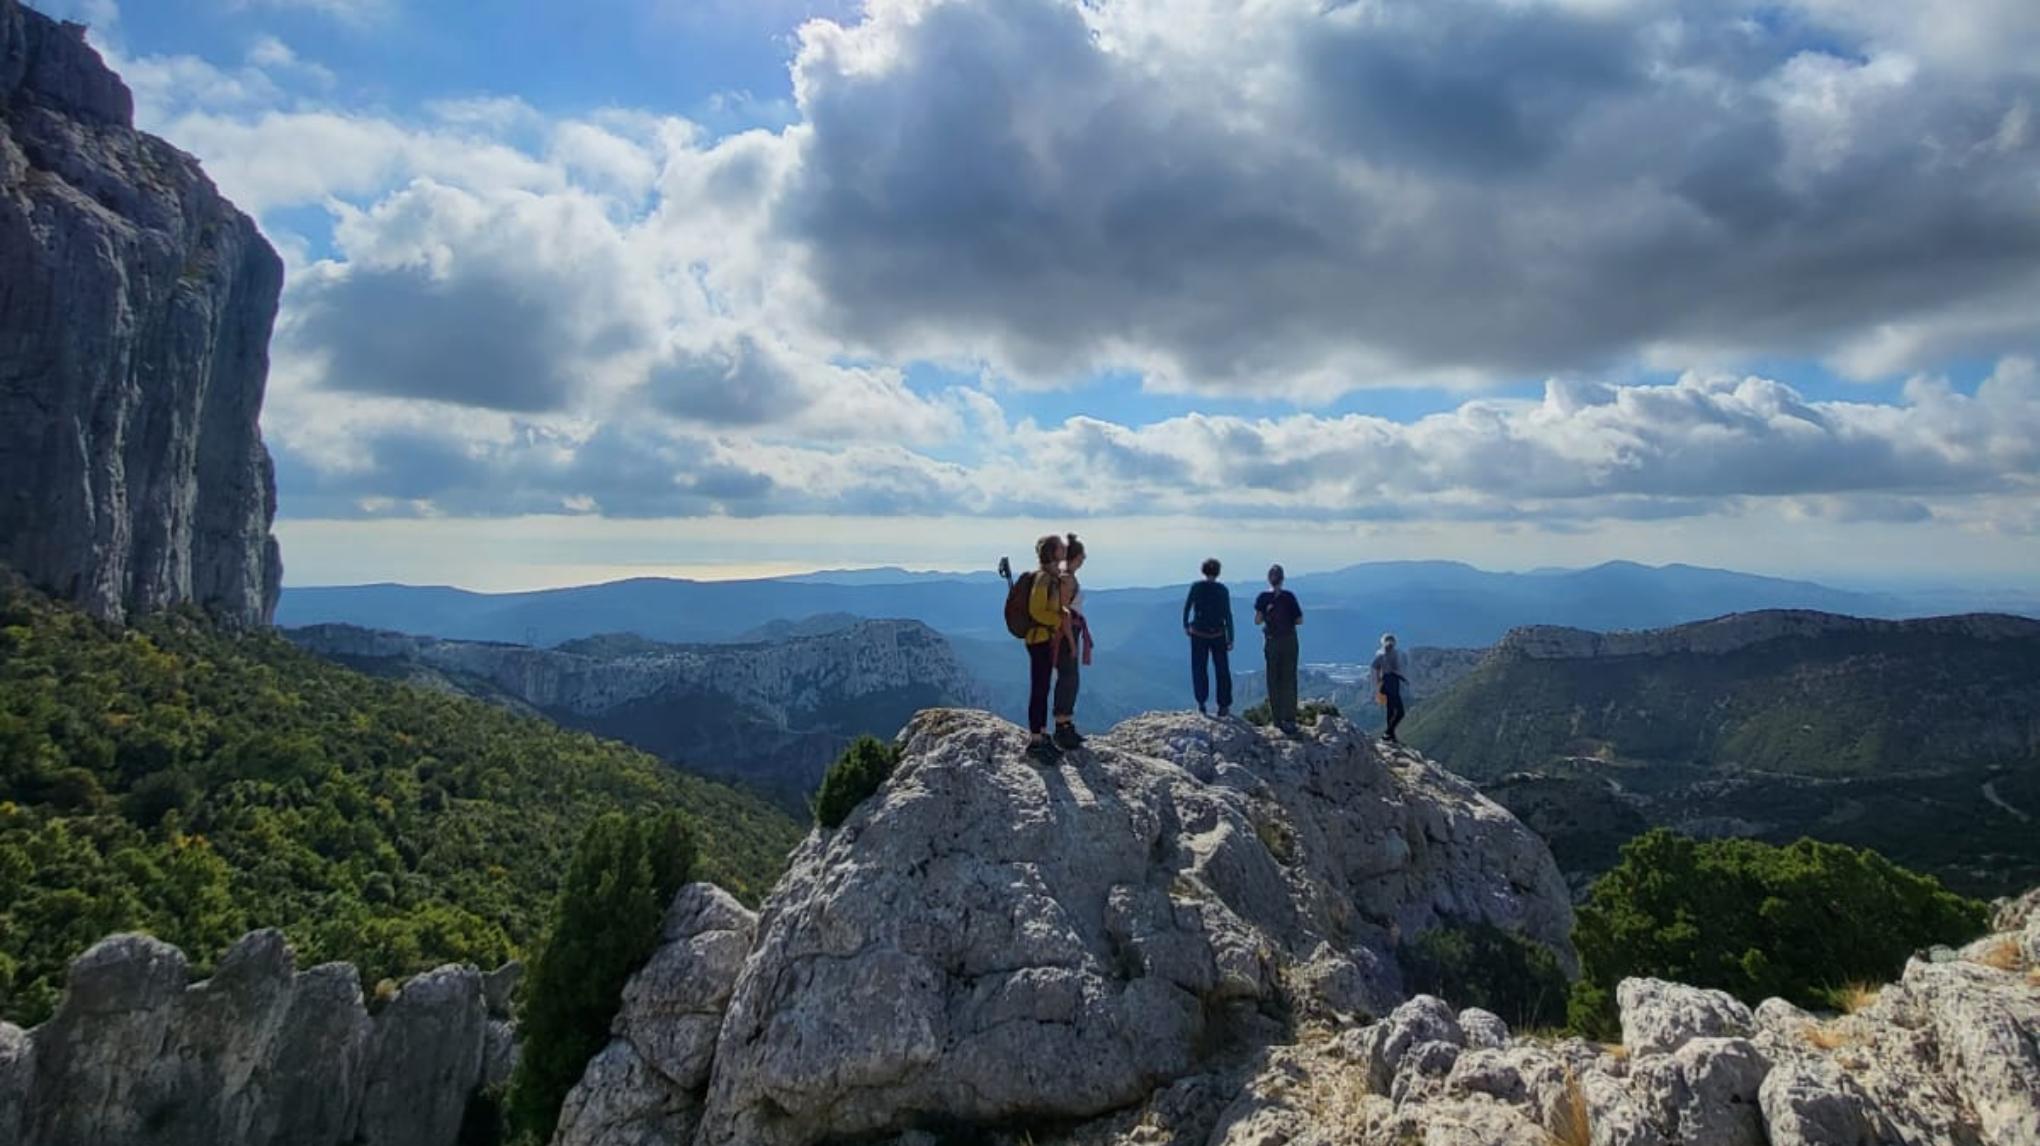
[1184, 557, 1234, 717]
[1051, 534, 1090, 751]
[1372, 632, 1409, 744]
[1022, 534, 1068, 761]
[1255, 564, 1304, 733]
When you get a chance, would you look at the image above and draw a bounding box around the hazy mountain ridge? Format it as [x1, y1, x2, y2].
[277, 559, 1949, 657]
[287, 618, 990, 805]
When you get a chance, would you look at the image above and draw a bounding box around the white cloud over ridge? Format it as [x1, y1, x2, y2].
[108, 0, 2040, 560]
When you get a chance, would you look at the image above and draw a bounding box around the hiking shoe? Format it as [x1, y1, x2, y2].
[1198, 703, 1208, 716]
[1053, 724, 1086, 750]
[1278, 721, 1301, 736]
[1217, 705, 1231, 718]
[1027, 737, 1061, 763]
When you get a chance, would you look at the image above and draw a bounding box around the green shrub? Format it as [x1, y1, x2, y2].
[1567, 829, 1990, 1038]
[1243, 700, 1341, 728]
[1397, 923, 1570, 1030]
[505, 810, 696, 1143]
[811, 735, 900, 828]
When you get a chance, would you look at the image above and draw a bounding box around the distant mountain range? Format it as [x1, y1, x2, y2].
[286, 619, 987, 809]
[1404, 610, 2040, 896]
[277, 559, 1959, 659]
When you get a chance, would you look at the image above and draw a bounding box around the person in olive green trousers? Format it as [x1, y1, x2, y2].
[1253, 564, 1304, 733]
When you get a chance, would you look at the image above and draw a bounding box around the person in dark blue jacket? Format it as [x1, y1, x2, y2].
[1183, 557, 1234, 716]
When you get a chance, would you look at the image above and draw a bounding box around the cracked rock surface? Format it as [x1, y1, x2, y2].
[1, 0, 281, 626]
[688, 708, 1574, 1146]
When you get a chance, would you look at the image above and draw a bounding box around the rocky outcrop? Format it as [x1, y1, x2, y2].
[288, 619, 992, 802]
[11, 929, 514, 1146]
[1495, 609, 2040, 661]
[0, 1, 282, 627]
[1068, 902, 2040, 1146]
[671, 708, 1573, 1146]
[554, 885, 759, 1146]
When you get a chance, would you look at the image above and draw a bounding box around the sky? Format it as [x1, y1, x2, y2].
[37, 0, 2040, 590]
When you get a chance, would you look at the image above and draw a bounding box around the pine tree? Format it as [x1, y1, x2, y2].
[505, 810, 697, 1142]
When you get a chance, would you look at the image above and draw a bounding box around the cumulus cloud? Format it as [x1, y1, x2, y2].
[779, 0, 2040, 389]
[104, 0, 2040, 551]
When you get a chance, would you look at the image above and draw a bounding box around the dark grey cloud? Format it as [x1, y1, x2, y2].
[295, 266, 581, 412]
[649, 336, 810, 426]
[781, 0, 2040, 385]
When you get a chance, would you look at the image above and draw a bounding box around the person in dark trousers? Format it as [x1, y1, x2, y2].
[1023, 533, 1067, 761]
[1050, 534, 1089, 750]
[1254, 564, 1303, 733]
[1372, 632, 1409, 744]
[1183, 557, 1234, 716]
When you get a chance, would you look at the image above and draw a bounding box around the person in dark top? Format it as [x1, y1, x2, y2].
[1183, 557, 1234, 717]
[1371, 632, 1409, 744]
[1254, 564, 1303, 732]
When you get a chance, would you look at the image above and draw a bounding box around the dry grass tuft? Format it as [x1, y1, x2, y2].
[2025, 967, 2040, 989]
[1802, 1022, 1856, 1052]
[1545, 1069, 1593, 1146]
[1836, 981, 1883, 1014]
[1971, 937, 2024, 972]
[1300, 1061, 1378, 1135]
[1599, 1042, 1631, 1064]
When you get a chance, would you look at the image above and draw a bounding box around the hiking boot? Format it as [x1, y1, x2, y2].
[1053, 724, 1086, 751]
[1198, 703, 1208, 716]
[1217, 705, 1231, 718]
[1027, 737, 1061, 763]
[1278, 721, 1301, 736]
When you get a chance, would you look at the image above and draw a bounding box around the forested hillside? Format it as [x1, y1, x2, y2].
[1406, 611, 2040, 895]
[0, 579, 800, 1026]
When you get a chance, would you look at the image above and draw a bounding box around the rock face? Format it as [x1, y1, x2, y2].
[684, 709, 1574, 1146]
[288, 619, 993, 804]
[0, 1, 282, 627]
[11, 929, 514, 1146]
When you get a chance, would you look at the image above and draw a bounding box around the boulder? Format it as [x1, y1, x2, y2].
[1456, 1008, 1509, 1051]
[351, 965, 487, 1146]
[1629, 1037, 1769, 1146]
[1758, 1059, 1888, 1146]
[1900, 958, 2040, 1145]
[1618, 978, 1754, 1057]
[22, 933, 190, 1146]
[0, 1020, 31, 1146]
[482, 961, 524, 1020]
[17, 930, 382, 1146]
[691, 709, 1573, 1146]
[553, 884, 759, 1146]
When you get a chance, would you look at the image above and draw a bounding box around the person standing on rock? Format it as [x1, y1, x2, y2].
[1051, 534, 1090, 751]
[1372, 632, 1409, 744]
[1184, 557, 1234, 717]
[1254, 564, 1304, 734]
[1023, 533, 1069, 761]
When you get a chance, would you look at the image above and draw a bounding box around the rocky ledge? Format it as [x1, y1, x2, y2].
[0, 930, 520, 1146]
[564, 708, 1576, 1146]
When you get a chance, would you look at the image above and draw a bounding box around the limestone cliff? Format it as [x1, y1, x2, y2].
[287, 619, 993, 803]
[0, 1, 282, 627]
